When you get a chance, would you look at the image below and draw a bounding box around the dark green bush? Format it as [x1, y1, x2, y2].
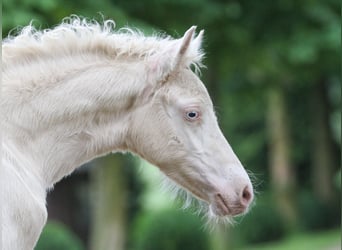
[334, 169, 341, 189]
[298, 191, 341, 231]
[131, 209, 209, 250]
[35, 221, 84, 250]
[234, 197, 288, 244]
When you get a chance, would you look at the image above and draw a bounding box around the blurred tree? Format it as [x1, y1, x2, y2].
[311, 79, 339, 204]
[267, 85, 297, 226]
[90, 155, 127, 250]
[90, 154, 144, 250]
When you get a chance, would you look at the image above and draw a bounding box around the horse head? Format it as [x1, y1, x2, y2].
[127, 27, 254, 221]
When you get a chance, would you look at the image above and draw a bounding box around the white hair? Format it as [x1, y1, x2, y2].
[3, 16, 204, 72]
[160, 175, 237, 230]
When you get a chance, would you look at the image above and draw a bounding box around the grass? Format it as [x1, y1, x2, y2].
[241, 229, 341, 250]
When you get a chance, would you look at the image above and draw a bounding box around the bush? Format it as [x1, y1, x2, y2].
[131, 209, 209, 250]
[298, 191, 340, 231]
[35, 221, 84, 250]
[334, 169, 341, 189]
[234, 196, 288, 244]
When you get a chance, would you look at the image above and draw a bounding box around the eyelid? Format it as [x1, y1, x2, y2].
[183, 104, 201, 112]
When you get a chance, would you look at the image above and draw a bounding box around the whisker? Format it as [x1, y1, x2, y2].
[160, 175, 241, 230]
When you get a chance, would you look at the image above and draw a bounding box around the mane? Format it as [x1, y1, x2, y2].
[2, 16, 204, 69]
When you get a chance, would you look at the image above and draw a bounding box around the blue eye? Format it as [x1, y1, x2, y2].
[186, 111, 199, 120]
[188, 112, 197, 118]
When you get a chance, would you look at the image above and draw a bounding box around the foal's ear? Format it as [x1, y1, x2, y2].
[147, 26, 204, 83]
[176, 26, 197, 65]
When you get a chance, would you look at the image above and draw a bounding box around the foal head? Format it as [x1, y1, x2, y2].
[127, 27, 254, 222]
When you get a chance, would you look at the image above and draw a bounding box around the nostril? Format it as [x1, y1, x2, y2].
[240, 185, 252, 206]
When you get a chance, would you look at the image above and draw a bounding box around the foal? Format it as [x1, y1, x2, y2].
[1, 18, 253, 249]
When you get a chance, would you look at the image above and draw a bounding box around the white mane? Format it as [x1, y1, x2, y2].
[2, 16, 204, 70]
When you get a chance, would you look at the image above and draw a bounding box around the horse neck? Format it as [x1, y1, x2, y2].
[2, 53, 148, 188]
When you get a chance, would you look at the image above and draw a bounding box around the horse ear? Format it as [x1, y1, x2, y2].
[147, 26, 204, 83]
[175, 26, 197, 66]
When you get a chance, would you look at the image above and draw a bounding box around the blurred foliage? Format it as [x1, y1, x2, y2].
[297, 191, 341, 231]
[122, 155, 145, 230]
[335, 169, 341, 189]
[35, 221, 84, 250]
[241, 229, 340, 250]
[2, 0, 154, 37]
[131, 209, 209, 250]
[233, 194, 288, 245]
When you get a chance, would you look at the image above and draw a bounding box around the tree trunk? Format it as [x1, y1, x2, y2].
[311, 80, 338, 203]
[209, 225, 232, 250]
[90, 154, 127, 250]
[267, 86, 297, 227]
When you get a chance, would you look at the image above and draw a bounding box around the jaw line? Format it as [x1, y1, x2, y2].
[162, 164, 213, 203]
